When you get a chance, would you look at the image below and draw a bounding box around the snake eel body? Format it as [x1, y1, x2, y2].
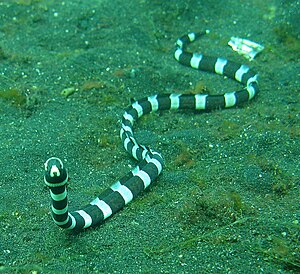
[44, 31, 259, 230]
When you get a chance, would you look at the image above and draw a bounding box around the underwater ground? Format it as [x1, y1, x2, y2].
[0, 0, 299, 273]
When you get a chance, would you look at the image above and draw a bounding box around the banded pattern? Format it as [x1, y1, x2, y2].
[174, 31, 259, 108]
[44, 31, 259, 230]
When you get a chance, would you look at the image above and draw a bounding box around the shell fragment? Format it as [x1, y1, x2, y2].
[228, 37, 264, 61]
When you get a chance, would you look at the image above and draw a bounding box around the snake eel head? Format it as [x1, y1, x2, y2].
[44, 157, 68, 187]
